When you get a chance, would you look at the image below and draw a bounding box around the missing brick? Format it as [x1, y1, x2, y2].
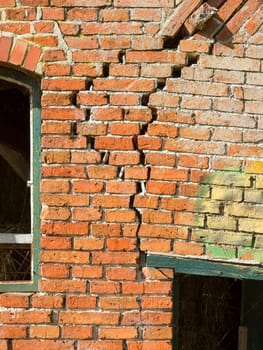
[118, 50, 126, 64]
[102, 63, 110, 77]
[85, 109, 91, 120]
[172, 66, 182, 78]
[150, 108, 158, 121]
[141, 94, 150, 106]
[86, 79, 93, 91]
[157, 79, 166, 91]
[118, 166, 125, 179]
[87, 136, 95, 150]
[186, 54, 199, 66]
[71, 92, 77, 106]
[102, 151, 109, 164]
[70, 121, 78, 139]
[139, 151, 145, 166]
[140, 124, 148, 135]
[163, 30, 187, 50]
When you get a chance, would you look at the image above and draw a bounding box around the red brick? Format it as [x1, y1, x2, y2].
[13, 340, 74, 350]
[41, 250, 90, 264]
[44, 63, 71, 76]
[106, 181, 137, 194]
[59, 311, 120, 325]
[173, 241, 204, 255]
[140, 238, 171, 252]
[92, 252, 138, 265]
[159, 0, 203, 36]
[107, 238, 137, 251]
[138, 224, 188, 239]
[99, 327, 137, 339]
[109, 152, 140, 165]
[42, 7, 65, 20]
[41, 221, 89, 235]
[0, 311, 51, 324]
[0, 294, 29, 308]
[127, 340, 172, 350]
[72, 265, 103, 279]
[90, 281, 121, 294]
[133, 195, 159, 209]
[62, 326, 93, 339]
[94, 78, 154, 92]
[146, 181, 176, 195]
[143, 326, 172, 339]
[0, 36, 13, 62]
[100, 9, 129, 21]
[41, 235, 72, 249]
[100, 296, 139, 310]
[40, 280, 86, 293]
[79, 341, 122, 350]
[131, 8, 162, 21]
[106, 267, 137, 280]
[66, 296, 97, 309]
[100, 36, 131, 49]
[0, 326, 26, 338]
[30, 325, 59, 338]
[32, 295, 64, 308]
[42, 165, 86, 178]
[42, 78, 86, 91]
[141, 296, 173, 309]
[81, 22, 142, 35]
[42, 108, 86, 120]
[68, 8, 97, 20]
[72, 180, 104, 193]
[72, 208, 102, 221]
[110, 64, 140, 77]
[145, 153, 176, 167]
[91, 223, 122, 237]
[41, 264, 70, 278]
[125, 109, 152, 122]
[141, 312, 173, 325]
[9, 39, 27, 65]
[125, 167, 148, 180]
[41, 94, 73, 107]
[115, 0, 174, 7]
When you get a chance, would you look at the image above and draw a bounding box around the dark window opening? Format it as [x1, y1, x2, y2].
[177, 274, 242, 350]
[0, 79, 31, 281]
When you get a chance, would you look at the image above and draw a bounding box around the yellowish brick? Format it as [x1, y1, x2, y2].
[207, 215, 237, 230]
[254, 236, 263, 248]
[244, 189, 263, 203]
[244, 160, 263, 174]
[225, 203, 263, 219]
[211, 186, 243, 202]
[193, 229, 252, 247]
[256, 176, 263, 189]
[203, 172, 251, 187]
[195, 200, 220, 214]
[239, 218, 263, 234]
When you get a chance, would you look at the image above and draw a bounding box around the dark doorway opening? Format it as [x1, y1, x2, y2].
[177, 274, 242, 350]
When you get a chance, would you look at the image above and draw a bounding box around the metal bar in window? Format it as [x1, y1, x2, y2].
[0, 233, 32, 245]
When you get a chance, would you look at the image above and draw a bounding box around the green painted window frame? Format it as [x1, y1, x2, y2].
[0, 67, 41, 292]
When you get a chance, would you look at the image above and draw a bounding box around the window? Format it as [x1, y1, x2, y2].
[0, 67, 40, 291]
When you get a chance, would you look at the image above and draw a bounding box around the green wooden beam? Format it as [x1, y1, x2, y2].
[147, 254, 263, 280]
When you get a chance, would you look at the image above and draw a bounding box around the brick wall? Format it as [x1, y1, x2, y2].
[0, 0, 263, 349]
